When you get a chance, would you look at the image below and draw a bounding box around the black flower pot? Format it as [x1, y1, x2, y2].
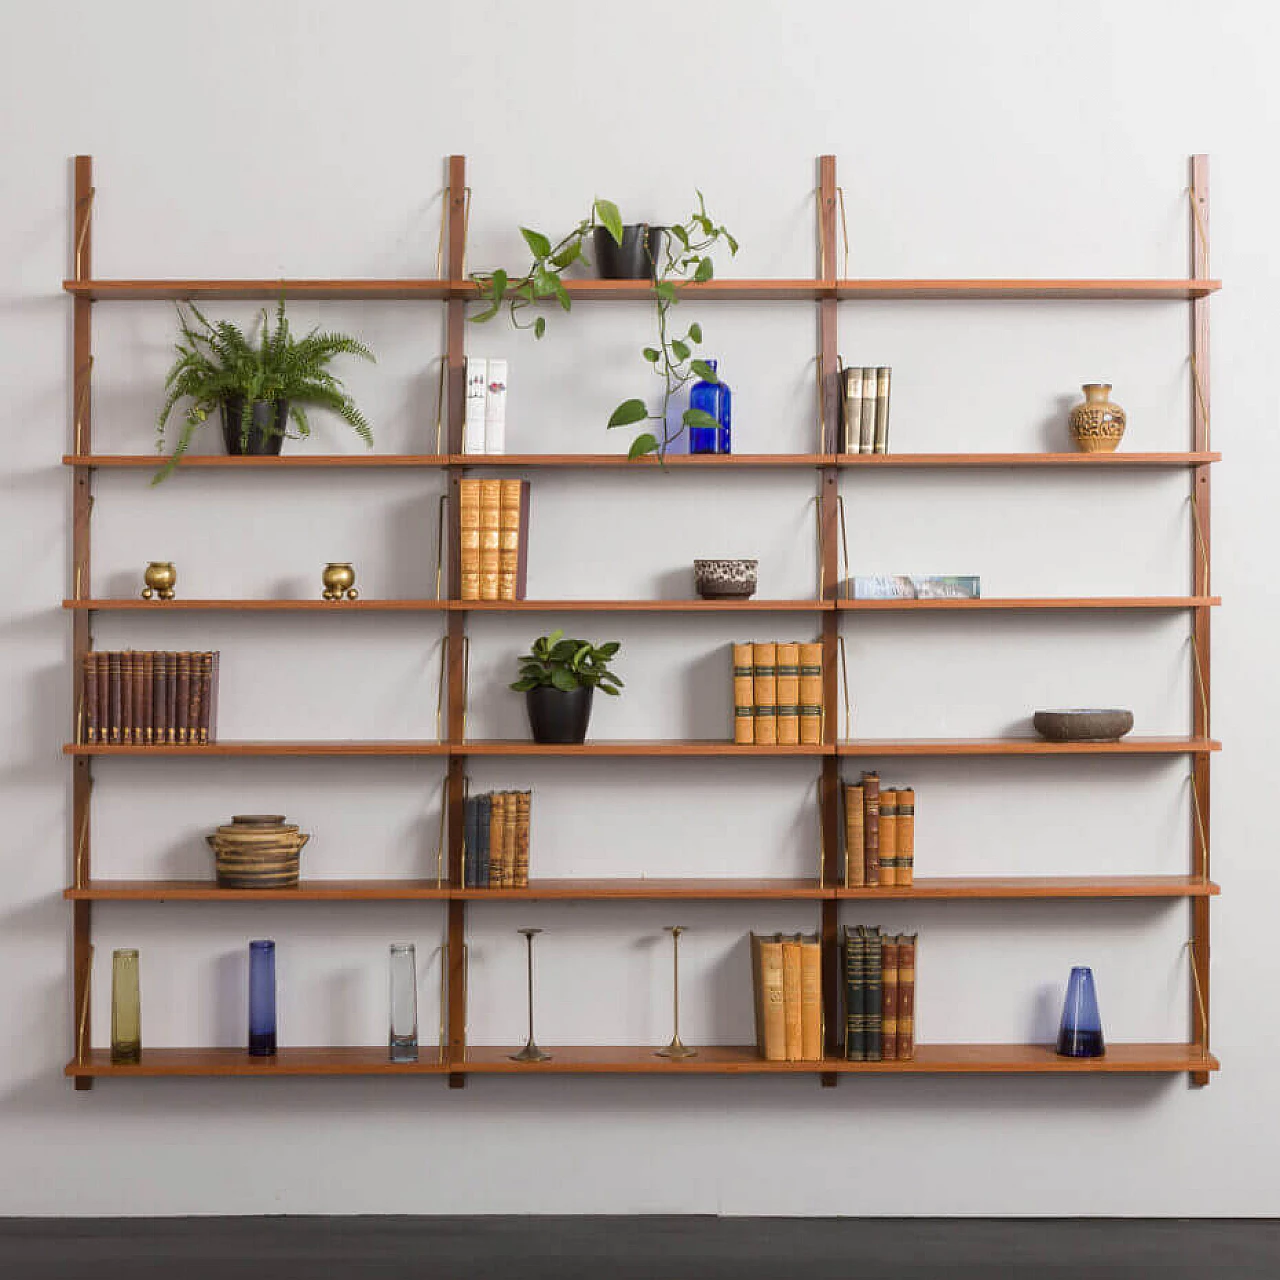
[526, 685, 594, 744]
[221, 396, 289, 457]
[592, 224, 666, 280]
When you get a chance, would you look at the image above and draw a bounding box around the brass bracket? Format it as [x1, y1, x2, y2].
[435, 493, 448, 600]
[1189, 353, 1210, 441]
[1184, 938, 1209, 1044]
[438, 940, 449, 1063]
[1189, 773, 1209, 870]
[1187, 186, 1210, 273]
[460, 635, 472, 738]
[1189, 635, 1210, 734]
[74, 356, 94, 454]
[436, 186, 451, 280]
[74, 186, 95, 280]
[435, 634, 449, 742]
[837, 634, 851, 740]
[815, 353, 826, 454]
[75, 774, 94, 887]
[835, 185, 849, 279]
[434, 771, 449, 888]
[1188, 496, 1210, 592]
[835, 493, 850, 599]
[434, 357, 447, 456]
[76, 944, 94, 1061]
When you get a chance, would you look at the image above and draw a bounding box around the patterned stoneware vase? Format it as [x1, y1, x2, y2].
[1068, 383, 1127, 453]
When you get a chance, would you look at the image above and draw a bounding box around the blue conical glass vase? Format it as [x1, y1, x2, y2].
[1056, 965, 1105, 1057]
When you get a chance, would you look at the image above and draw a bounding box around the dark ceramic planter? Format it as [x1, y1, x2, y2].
[526, 685, 594, 744]
[592, 224, 665, 280]
[221, 396, 289, 456]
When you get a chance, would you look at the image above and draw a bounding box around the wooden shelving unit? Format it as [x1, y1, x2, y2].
[63, 154, 1218, 1087]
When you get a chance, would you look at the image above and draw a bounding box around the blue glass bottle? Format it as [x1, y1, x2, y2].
[716, 374, 732, 454]
[1056, 965, 1105, 1057]
[248, 939, 277, 1057]
[688, 360, 722, 454]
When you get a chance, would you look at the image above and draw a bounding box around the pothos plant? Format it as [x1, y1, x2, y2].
[509, 632, 623, 696]
[469, 194, 737, 460]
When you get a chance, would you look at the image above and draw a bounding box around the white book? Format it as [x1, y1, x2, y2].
[484, 358, 508, 455]
[463, 357, 487, 454]
[841, 366, 863, 454]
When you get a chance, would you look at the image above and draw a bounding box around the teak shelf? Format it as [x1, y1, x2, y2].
[64, 154, 1217, 1087]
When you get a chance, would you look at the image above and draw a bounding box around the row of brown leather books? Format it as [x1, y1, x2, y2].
[462, 790, 532, 888]
[81, 651, 220, 745]
[843, 772, 915, 886]
[843, 925, 917, 1062]
[750, 932, 823, 1062]
[732, 642, 823, 745]
[459, 478, 530, 601]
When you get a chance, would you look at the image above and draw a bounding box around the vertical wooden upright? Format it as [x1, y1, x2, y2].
[817, 156, 842, 1079]
[1189, 154, 1212, 1086]
[71, 156, 95, 1090]
[444, 156, 469, 1085]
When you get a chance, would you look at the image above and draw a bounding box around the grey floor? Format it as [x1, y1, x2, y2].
[2, 1216, 1279, 1279]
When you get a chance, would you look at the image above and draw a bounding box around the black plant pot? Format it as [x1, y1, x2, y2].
[221, 396, 289, 457]
[592, 224, 666, 280]
[526, 685, 594, 744]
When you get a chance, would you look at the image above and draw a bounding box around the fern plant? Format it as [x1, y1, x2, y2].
[154, 297, 375, 482]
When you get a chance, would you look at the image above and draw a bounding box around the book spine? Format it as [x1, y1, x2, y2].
[463, 796, 477, 888]
[896, 787, 915, 886]
[843, 783, 865, 888]
[83, 653, 98, 743]
[188, 652, 203, 746]
[732, 643, 755, 744]
[879, 789, 899, 887]
[858, 367, 876, 453]
[488, 792, 505, 888]
[781, 935, 803, 1062]
[798, 642, 823, 745]
[503, 792, 518, 887]
[153, 652, 167, 746]
[135, 652, 148, 745]
[842, 925, 864, 1062]
[120, 651, 133, 745]
[165, 652, 178, 744]
[880, 934, 900, 1061]
[841, 365, 863, 454]
[497, 478, 528, 601]
[458, 478, 482, 601]
[141, 651, 153, 745]
[751, 642, 777, 746]
[896, 932, 917, 1060]
[514, 790, 531, 888]
[108, 652, 121, 744]
[756, 934, 786, 1062]
[862, 772, 881, 886]
[478, 478, 501, 601]
[463, 356, 487, 454]
[799, 934, 822, 1062]
[476, 794, 491, 888]
[484, 358, 507, 454]
[197, 653, 211, 744]
[208, 652, 220, 744]
[860, 924, 883, 1061]
[97, 651, 109, 747]
[873, 366, 891, 454]
[176, 652, 191, 745]
[774, 642, 800, 746]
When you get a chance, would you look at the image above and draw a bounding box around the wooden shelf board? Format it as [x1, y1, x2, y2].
[838, 596, 1221, 611]
[65, 280, 452, 301]
[66, 1048, 450, 1077]
[66, 879, 451, 901]
[64, 741, 449, 757]
[834, 875, 1220, 900]
[837, 737, 1220, 756]
[448, 453, 832, 468]
[838, 452, 1220, 468]
[458, 740, 833, 757]
[835, 279, 1220, 300]
[457, 599, 829, 613]
[63, 598, 450, 612]
[64, 454, 449, 469]
[455, 878, 828, 901]
[533, 279, 828, 301]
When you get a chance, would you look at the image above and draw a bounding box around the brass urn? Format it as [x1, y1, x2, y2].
[1068, 383, 1127, 453]
[322, 562, 358, 601]
[141, 561, 177, 600]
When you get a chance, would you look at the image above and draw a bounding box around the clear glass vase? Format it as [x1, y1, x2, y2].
[110, 948, 141, 1064]
[389, 943, 419, 1063]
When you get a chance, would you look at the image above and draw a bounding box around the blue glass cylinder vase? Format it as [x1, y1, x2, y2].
[1056, 965, 1105, 1057]
[689, 360, 732, 454]
[248, 939, 277, 1057]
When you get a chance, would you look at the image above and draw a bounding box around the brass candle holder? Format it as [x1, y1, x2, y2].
[510, 927, 551, 1063]
[141, 561, 176, 600]
[655, 925, 697, 1059]
[321, 562, 358, 601]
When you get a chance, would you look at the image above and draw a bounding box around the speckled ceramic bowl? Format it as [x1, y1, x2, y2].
[1033, 709, 1134, 742]
[694, 559, 758, 599]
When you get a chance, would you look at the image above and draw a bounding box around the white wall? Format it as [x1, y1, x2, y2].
[1, 0, 1276, 1216]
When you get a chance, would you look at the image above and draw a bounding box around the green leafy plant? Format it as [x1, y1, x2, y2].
[470, 194, 737, 461]
[509, 631, 623, 695]
[154, 297, 375, 482]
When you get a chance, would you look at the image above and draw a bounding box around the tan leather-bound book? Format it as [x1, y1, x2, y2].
[879, 789, 899, 886]
[478, 478, 502, 601]
[502, 791, 518, 887]
[732, 643, 754, 744]
[751, 932, 786, 1061]
[799, 933, 823, 1061]
[781, 934, 803, 1061]
[120, 651, 134, 745]
[880, 934, 900, 1061]
[897, 787, 915, 886]
[488, 791, 506, 888]
[458, 477, 482, 600]
[862, 771, 880, 886]
[514, 790, 531, 887]
[896, 932, 917, 1060]
[775, 642, 801, 745]
[752, 642, 777, 746]
[798, 642, 823, 745]
[497, 478, 531, 601]
[843, 783, 865, 887]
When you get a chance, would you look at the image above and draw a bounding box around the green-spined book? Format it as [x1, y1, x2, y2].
[859, 924, 883, 1061]
[842, 925, 865, 1061]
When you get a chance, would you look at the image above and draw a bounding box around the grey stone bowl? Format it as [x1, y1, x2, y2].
[694, 559, 758, 599]
[1033, 708, 1134, 742]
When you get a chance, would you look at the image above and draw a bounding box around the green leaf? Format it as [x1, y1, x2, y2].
[627, 432, 660, 460]
[490, 268, 508, 298]
[682, 408, 719, 432]
[688, 323, 703, 343]
[690, 360, 719, 383]
[551, 667, 579, 692]
[594, 199, 624, 244]
[521, 228, 552, 259]
[550, 241, 582, 269]
[671, 224, 690, 248]
[671, 339, 690, 361]
[596, 641, 620, 658]
[555, 281, 572, 312]
[642, 347, 661, 363]
[533, 316, 546, 339]
[725, 232, 740, 255]
[654, 281, 677, 303]
[607, 398, 649, 428]
[694, 257, 714, 283]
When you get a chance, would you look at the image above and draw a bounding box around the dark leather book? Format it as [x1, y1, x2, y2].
[842, 924, 864, 1062]
[197, 653, 213, 744]
[862, 772, 881, 886]
[153, 652, 168, 746]
[132, 651, 146, 745]
[175, 652, 191, 745]
[120, 651, 133, 745]
[188, 652, 203, 745]
[896, 932, 917, 1061]
[475, 793, 492, 888]
[859, 924, 883, 1061]
[208, 652, 220, 744]
[83, 652, 98, 743]
[880, 934, 900, 1062]
[463, 795, 478, 888]
[141, 651, 153, 745]
[107, 652, 121, 745]
[96, 650, 109, 745]
[165, 651, 178, 744]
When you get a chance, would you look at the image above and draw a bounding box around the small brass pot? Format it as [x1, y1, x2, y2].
[322, 562, 358, 601]
[141, 561, 177, 600]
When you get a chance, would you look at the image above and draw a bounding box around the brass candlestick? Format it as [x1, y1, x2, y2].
[510, 927, 551, 1063]
[141, 561, 176, 600]
[321, 562, 358, 601]
[656, 925, 697, 1059]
